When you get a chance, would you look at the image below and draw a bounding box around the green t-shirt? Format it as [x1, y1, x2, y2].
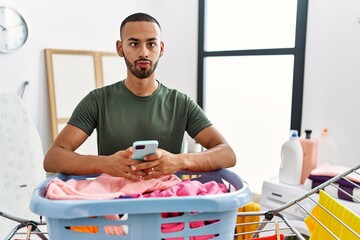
[68, 80, 211, 155]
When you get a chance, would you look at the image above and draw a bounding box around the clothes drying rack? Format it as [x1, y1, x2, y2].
[10, 164, 360, 239]
[235, 163, 360, 239]
[0, 212, 47, 240]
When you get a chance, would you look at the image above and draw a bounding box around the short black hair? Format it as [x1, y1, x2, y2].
[120, 12, 161, 38]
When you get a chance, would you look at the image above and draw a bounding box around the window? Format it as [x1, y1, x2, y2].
[198, 0, 308, 193]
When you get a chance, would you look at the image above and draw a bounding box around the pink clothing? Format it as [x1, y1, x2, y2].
[45, 174, 182, 200]
[310, 163, 360, 183]
[144, 179, 228, 197]
[150, 180, 228, 240]
[161, 212, 219, 240]
[45, 174, 228, 239]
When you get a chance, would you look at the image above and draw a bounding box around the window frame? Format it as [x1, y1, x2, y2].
[197, 0, 309, 133]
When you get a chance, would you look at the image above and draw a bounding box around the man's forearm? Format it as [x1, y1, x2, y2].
[182, 143, 236, 172]
[43, 147, 105, 175]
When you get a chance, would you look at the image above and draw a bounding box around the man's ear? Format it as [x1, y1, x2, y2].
[116, 40, 124, 57]
[160, 41, 164, 57]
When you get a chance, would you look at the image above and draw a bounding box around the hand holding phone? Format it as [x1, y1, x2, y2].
[132, 140, 159, 161]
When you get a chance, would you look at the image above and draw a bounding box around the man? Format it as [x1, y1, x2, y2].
[43, 12, 236, 181]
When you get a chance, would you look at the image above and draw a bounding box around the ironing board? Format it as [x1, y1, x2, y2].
[0, 92, 46, 239]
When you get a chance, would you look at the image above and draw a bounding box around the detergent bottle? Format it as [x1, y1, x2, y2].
[299, 129, 318, 184]
[315, 128, 337, 167]
[279, 130, 303, 185]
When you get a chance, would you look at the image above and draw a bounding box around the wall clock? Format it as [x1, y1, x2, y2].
[0, 6, 29, 53]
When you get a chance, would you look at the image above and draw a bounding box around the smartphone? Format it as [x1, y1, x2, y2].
[132, 140, 159, 160]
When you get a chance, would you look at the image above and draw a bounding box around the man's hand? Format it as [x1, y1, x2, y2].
[104, 147, 147, 181]
[130, 149, 184, 180]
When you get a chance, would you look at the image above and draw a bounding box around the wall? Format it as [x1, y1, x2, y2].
[1, 0, 359, 168]
[0, 0, 198, 152]
[303, 0, 360, 167]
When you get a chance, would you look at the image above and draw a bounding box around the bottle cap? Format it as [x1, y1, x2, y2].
[305, 129, 312, 139]
[321, 128, 329, 136]
[289, 130, 299, 139]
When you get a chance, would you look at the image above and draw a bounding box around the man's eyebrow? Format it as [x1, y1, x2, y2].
[127, 37, 139, 42]
[126, 37, 158, 42]
[146, 37, 158, 42]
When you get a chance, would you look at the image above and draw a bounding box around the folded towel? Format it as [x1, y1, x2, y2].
[308, 174, 360, 187]
[304, 173, 360, 202]
[310, 163, 360, 183]
[305, 190, 360, 239]
[304, 178, 360, 202]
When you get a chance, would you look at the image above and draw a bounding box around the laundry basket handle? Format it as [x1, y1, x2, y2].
[176, 168, 247, 190]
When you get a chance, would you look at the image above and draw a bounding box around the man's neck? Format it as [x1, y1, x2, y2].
[124, 77, 158, 96]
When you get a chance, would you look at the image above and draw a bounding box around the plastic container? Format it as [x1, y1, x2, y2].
[279, 130, 303, 185]
[300, 129, 318, 184]
[315, 128, 337, 167]
[30, 169, 251, 240]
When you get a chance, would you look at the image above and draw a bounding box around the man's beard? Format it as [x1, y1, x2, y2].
[124, 56, 159, 79]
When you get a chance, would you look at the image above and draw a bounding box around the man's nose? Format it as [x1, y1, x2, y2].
[138, 44, 149, 58]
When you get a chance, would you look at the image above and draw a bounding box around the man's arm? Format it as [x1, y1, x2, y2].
[43, 124, 145, 180]
[184, 125, 236, 171]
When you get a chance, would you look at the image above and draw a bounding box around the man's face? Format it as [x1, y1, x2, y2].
[118, 21, 163, 79]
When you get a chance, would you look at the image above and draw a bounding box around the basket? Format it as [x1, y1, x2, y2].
[30, 169, 251, 239]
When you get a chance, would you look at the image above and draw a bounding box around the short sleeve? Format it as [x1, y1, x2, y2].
[68, 92, 98, 136]
[186, 98, 212, 138]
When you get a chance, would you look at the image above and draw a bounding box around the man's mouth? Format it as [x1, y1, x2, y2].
[136, 60, 151, 68]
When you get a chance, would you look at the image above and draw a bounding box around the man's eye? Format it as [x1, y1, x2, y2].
[130, 42, 138, 47]
[148, 43, 156, 47]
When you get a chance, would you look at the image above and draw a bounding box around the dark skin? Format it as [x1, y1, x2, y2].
[43, 21, 236, 180]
